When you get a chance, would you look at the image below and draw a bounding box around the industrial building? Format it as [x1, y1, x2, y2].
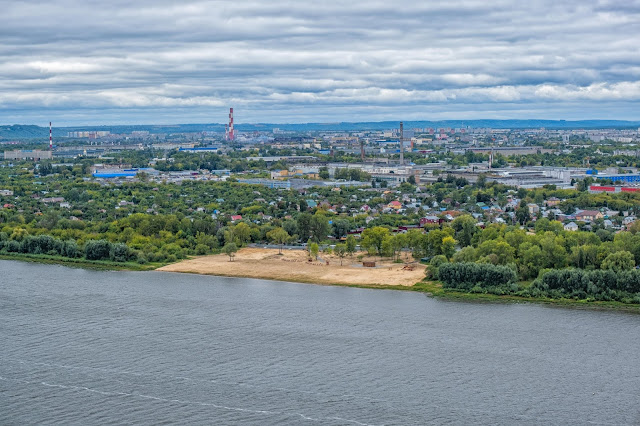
[4, 150, 53, 160]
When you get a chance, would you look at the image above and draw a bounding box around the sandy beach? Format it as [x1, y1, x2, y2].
[158, 247, 426, 286]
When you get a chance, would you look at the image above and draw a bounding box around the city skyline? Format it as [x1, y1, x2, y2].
[1, 0, 639, 126]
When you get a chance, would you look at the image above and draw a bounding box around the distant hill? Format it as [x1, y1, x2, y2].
[1, 119, 639, 139]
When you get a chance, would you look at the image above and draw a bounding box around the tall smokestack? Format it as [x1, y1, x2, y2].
[49, 122, 52, 150]
[399, 122, 404, 165]
[228, 108, 235, 141]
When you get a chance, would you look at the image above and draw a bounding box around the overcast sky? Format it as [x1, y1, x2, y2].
[1, 0, 639, 125]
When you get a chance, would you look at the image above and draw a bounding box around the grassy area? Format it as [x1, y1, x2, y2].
[0, 253, 163, 271]
[406, 280, 640, 312]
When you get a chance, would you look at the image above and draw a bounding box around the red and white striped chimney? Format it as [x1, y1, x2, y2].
[228, 108, 234, 141]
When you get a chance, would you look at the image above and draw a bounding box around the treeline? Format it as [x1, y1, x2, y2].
[528, 269, 640, 303]
[0, 233, 138, 263]
[333, 168, 371, 182]
[437, 262, 518, 294]
[434, 261, 640, 303]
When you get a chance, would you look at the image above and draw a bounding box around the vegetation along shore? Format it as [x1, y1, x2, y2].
[2, 137, 640, 310]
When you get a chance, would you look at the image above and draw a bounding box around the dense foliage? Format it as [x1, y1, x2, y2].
[438, 262, 518, 294]
[527, 269, 640, 303]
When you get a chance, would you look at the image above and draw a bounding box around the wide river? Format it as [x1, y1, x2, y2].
[1, 260, 639, 425]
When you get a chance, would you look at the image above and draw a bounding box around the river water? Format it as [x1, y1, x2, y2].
[1, 260, 639, 425]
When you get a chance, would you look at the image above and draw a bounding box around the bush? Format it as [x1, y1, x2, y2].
[84, 239, 112, 260]
[5, 240, 21, 252]
[437, 262, 518, 291]
[110, 243, 132, 262]
[195, 244, 209, 255]
[427, 255, 449, 280]
[529, 268, 640, 302]
[63, 240, 80, 258]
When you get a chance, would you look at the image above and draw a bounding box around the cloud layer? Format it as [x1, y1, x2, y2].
[1, 0, 639, 125]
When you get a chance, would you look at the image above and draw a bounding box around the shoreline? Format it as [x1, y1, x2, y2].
[0, 253, 161, 271]
[2, 251, 639, 312]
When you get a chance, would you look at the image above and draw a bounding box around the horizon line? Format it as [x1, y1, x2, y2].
[4, 118, 640, 128]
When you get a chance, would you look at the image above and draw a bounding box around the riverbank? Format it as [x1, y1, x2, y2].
[157, 247, 426, 286]
[415, 281, 640, 312]
[0, 253, 160, 271]
[2, 250, 638, 311]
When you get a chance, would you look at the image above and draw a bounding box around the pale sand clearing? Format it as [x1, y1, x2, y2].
[158, 247, 426, 286]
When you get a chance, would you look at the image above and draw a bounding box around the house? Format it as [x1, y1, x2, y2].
[506, 199, 519, 209]
[42, 197, 64, 204]
[575, 210, 603, 222]
[527, 203, 540, 215]
[387, 200, 403, 210]
[0, 190, 14, 196]
[420, 216, 440, 225]
[230, 214, 242, 222]
[60, 202, 70, 208]
[564, 222, 579, 231]
[544, 197, 561, 207]
[441, 210, 463, 218]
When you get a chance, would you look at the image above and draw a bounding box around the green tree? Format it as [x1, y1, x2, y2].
[476, 173, 487, 188]
[334, 243, 347, 265]
[297, 212, 313, 240]
[309, 213, 330, 242]
[318, 167, 330, 179]
[516, 205, 531, 225]
[345, 234, 357, 256]
[451, 215, 477, 247]
[233, 222, 252, 246]
[518, 244, 543, 279]
[477, 240, 515, 265]
[309, 242, 319, 260]
[452, 246, 477, 263]
[267, 227, 289, 253]
[361, 226, 390, 255]
[601, 251, 635, 272]
[381, 235, 395, 258]
[442, 236, 457, 259]
[424, 228, 454, 257]
[223, 242, 238, 261]
[84, 239, 112, 260]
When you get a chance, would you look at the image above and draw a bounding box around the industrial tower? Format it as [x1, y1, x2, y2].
[49, 122, 53, 150]
[399, 122, 404, 165]
[225, 108, 235, 141]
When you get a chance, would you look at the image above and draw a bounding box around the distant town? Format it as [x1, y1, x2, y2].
[2, 114, 640, 304]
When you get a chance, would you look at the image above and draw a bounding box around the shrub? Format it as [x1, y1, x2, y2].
[84, 239, 112, 260]
[110, 243, 132, 262]
[437, 262, 518, 291]
[427, 255, 449, 280]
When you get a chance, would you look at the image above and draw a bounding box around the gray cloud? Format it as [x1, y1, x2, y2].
[0, 0, 639, 125]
